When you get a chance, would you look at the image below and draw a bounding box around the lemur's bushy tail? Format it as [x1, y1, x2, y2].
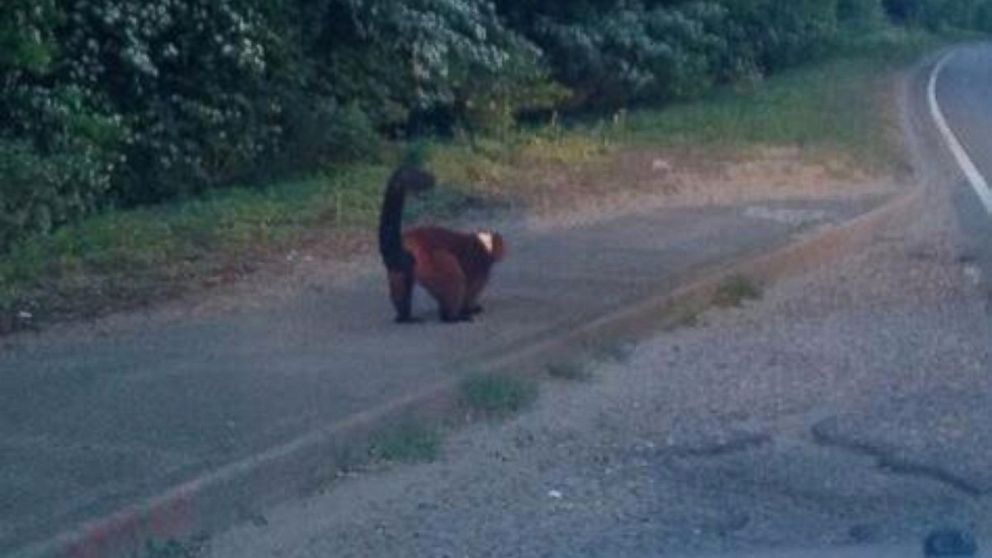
[378, 166, 435, 271]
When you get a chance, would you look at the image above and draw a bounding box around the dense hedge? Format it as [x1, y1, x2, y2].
[1, 0, 989, 250]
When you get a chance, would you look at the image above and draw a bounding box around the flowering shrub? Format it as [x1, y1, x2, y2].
[526, 2, 728, 107]
[1, 1, 118, 249]
[0, 138, 113, 251]
[501, 0, 846, 108]
[3, 0, 991, 250]
[313, 0, 560, 133]
[56, 0, 285, 202]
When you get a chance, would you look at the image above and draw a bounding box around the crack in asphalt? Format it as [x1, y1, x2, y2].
[667, 433, 774, 460]
[810, 419, 985, 498]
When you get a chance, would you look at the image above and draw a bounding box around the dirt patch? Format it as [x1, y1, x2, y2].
[219, 143, 896, 332]
[504, 146, 900, 231]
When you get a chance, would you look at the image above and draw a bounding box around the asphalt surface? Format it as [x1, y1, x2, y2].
[0, 185, 881, 553]
[201, 47, 992, 557]
[935, 44, 992, 286]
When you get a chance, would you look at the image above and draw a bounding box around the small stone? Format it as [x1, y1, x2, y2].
[652, 159, 673, 173]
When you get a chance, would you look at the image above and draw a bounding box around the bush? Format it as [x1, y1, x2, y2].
[883, 0, 992, 30]
[0, 139, 112, 251]
[327, 103, 385, 163]
[3, 0, 989, 253]
[520, 2, 729, 108]
[62, 0, 288, 203]
[279, 99, 383, 171]
[838, 0, 886, 27]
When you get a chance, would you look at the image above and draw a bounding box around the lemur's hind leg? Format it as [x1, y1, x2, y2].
[418, 252, 469, 323]
[462, 275, 490, 316]
[388, 268, 418, 323]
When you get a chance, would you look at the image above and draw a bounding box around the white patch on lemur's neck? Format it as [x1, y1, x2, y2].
[477, 231, 494, 254]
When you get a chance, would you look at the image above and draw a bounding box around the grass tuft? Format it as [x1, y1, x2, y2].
[461, 374, 538, 415]
[547, 360, 593, 381]
[713, 275, 762, 308]
[591, 339, 638, 363]
[664, 301, 701, 329]
[368, 422, 442, 464]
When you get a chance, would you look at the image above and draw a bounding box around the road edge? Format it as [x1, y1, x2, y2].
[928, 48, 992, 215]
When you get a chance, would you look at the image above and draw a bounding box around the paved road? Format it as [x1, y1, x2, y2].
[934, 44, 992, 287]
[0, 183, 881, 553]
[203, 47, 992, 558]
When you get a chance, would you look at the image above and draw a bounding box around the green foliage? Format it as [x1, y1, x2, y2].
[0, 0, 58, 74]
[0, 137, 112, 251]
[0, 0, 987, 253]
[63, 0, 285, 202]
[369, 422, 442, 463]
[839, 0, 886, 27]
[624, 27, 940, 170]
[461, 374, 538, 415]
[0, 26, 945, 326]
[312, 0, 557, 132]
[713, 275, 762, 308]
[327, 104, 383, 163]
[522, 2, 729, 107]
[883, 0, 992, 29]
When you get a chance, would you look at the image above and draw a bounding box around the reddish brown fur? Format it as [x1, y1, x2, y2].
[390, 226, 505, 323]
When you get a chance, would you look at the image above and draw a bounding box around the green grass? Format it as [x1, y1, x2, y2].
[368, 422, 443, 464]
[665, 300, 702, 329]
[621, 27, 943, 170]
[0, 27, 950, 330]
[0, 164, 475, 322]
[460, 374, 538, 416]
[713, 275, 763, 308]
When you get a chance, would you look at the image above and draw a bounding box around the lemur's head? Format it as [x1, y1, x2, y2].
[476, 230, 506, 262]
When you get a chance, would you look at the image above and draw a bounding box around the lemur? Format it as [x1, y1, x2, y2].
[378, 166, 506, 323]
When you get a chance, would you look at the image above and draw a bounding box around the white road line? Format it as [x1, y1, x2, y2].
[928, 50, 992, 216]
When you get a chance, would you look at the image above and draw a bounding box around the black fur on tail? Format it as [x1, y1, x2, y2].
[378, 166, 435, 271]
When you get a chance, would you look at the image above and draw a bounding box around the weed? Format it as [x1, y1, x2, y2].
[588, 338, 638, 363]
[663, 301, 702, 330]
[461, 374, 538, 415]
[368, 422, 442, 464]
[547, 360, 592, 381]
[713, 275, 762, 308]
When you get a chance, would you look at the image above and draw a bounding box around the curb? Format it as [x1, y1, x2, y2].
[21, 184, 924, 558]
